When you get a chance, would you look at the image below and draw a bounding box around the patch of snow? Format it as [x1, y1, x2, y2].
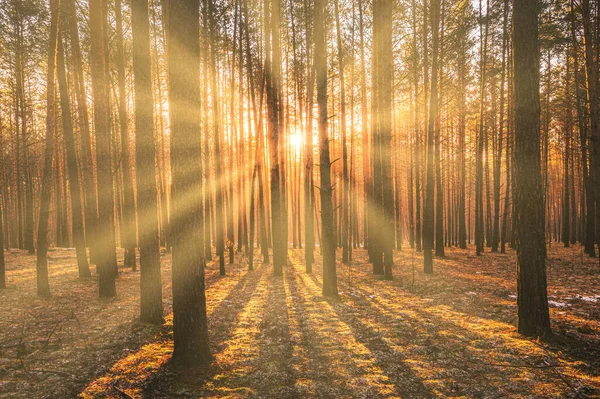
[508, 294, 517, 299]
[548, 300, 570, 308]
[576, 295, 600, 303]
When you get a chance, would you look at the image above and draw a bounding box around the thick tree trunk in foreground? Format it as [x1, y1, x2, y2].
[132, 0, 164, 325]
[513, 0, 551, 338]
[36, 0, 60, 297]
[168, 0, 212, 365]
[315, 0, 337, 297]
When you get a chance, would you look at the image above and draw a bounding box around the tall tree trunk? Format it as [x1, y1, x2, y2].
[583, 0, 600, 255]
[513, 0, 551, 338]
[57, 32, 91, 279]
[132, 0, 164, 324]
[411, 0, 422, 252]
[265, 0, 286, 275]
[372, 0, 394, 279]
[90, 0, 117, 297]
[562, 49, 572, 248]
[67, 0, 97, 263]
[475, 0, 489, 256]
[423, 0, 440, 273]
[493, 0, 509, 252]
[304, 0, 315, 273]
[36, 0, 60, 297]
[334, 0, 350, 265]
[434, 0, 445, 258]
[168, 0, 212, 365]
[207, 0, 226, 275]
[359, 0, 370, 251]
[458, 18, 467, 250]
[115, 0, 137, 269]
[315, 0, 337, 297]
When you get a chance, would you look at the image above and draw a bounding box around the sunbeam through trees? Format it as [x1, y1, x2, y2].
[0, 0, 599, 397]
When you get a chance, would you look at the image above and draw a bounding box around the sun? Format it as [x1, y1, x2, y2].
[289, 129, 303, 152]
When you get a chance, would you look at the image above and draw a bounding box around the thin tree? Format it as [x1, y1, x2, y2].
[36, 0, 60, 297]
[115, 0, 137, 269]
[304, 0, 315, 273]
[67, 0, 97, 263]
[423, 0, 441, 274]
[56, 30, 91, 279]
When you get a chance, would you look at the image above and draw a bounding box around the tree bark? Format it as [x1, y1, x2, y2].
[168, 0, 212, 365]
[513, 0, 551, 338]
[89, 0, 117, 297]
[36, 0, 60, 297]
[132, 0, 164, 324]
[57, 31, 91, 279]
[115, 0, 137, 270]
[315, 0, 337, 297]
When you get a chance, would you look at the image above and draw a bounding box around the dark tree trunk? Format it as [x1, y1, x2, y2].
[90, 0, 117, 297]
[423, 0, 440, 274]
[168, 0, 212, 365]
[304, 0, 315, 273]
[562, 48, 572, 248]
[116, 0, 137, 270]
[493, 0, 509, 253]
[36, 0, 60, 297]
[57, 32, 91, 279]
[573, 10, 595, 257]
[372, 0, 395, 279]
[583, 0, 600, 256]
[315, 0, 337, 297]
[513, 0, 552, 338]
[132, 0, 164, 324]
[67, 0, 97, 264]
[458, 20, 467, 250]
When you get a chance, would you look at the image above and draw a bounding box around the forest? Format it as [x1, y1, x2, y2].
[0, 0, 599, 397]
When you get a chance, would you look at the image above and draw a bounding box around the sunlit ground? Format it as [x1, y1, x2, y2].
[0, 245, 599, 398]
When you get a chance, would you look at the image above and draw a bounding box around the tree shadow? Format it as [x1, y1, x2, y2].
[140, 264, 267, 398]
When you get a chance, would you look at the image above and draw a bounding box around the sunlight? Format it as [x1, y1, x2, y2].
[290, 129, 303, 152]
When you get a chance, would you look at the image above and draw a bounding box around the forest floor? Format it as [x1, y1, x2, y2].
[0, 245, 599, 398]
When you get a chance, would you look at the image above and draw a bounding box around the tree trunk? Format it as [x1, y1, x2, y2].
[513, 0, 551, 338]
[115, 0, 137, 269]
[67, 0, 98, 264]
[423, 0, 440, 274]
[36, 0, 60, 297]
[57, 32, 91, 279]
[304, 0, 315, 273]
[583, 0, 600, 256]
[315, 0, 337, 297]
[132, 0, 164, 324]
[168, 0, 212, 365]
[90, 0, 117, 297]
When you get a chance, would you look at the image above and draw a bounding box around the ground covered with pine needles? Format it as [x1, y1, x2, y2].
[0, 245, 599, 398]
